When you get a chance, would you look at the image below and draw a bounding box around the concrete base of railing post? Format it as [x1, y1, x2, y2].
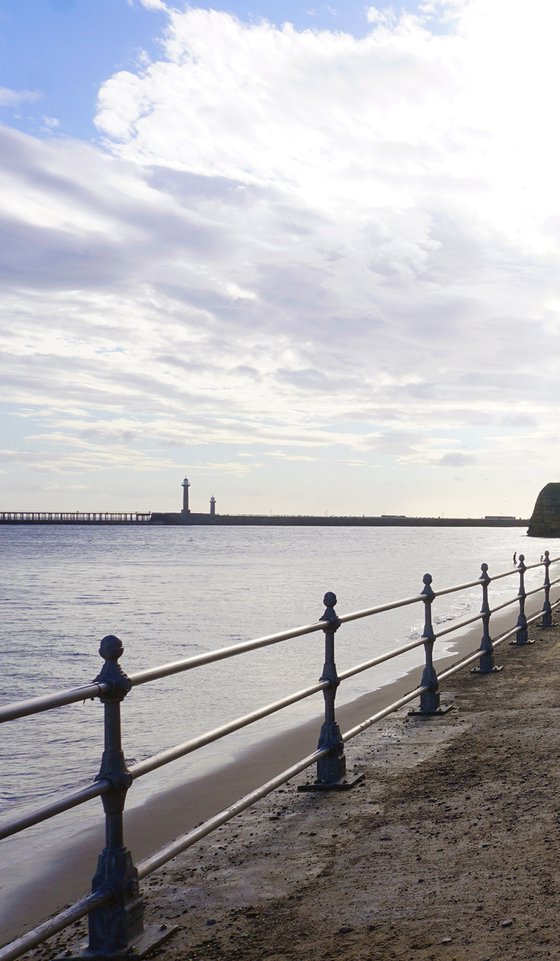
[471, 648, 503, 675]
[541, 604, 553, 628]
[63, 924, 175, 961]
[510, 617, 534, 646]
[64, 925, 177, 961]
[408, 695, 453, 718]
[62, 848, 176, 960]
[471, 661, 503, 675]
[298, 721, 364, 791]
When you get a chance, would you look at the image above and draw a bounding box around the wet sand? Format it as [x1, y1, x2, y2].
[1, 590, 551, 954]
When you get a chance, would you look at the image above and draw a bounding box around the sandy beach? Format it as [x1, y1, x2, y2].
[2, 589, 558, 960]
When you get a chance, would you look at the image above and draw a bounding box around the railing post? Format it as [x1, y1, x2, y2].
[78, 635, 173, 959]
[541, 550, 553, 628]
[299, 592, 363, 790]
[317, 591, 345, 785]
[409, 574, 451, 716]
[472, 563, 502, 674]
[511, 554, 533, 645]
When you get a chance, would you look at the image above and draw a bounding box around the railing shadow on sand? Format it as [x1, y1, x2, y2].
[1, 550, 559, 961]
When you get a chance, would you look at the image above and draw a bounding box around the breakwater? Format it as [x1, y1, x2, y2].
[151, 512, 528, 527]
[0, 511, 529, 527]
[0, 511, 528, 527]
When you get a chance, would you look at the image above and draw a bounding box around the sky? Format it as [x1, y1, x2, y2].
[1, 0, 559, 518]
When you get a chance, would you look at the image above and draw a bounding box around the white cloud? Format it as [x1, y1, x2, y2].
[366, 7, 396, 26]
[3, 1, 560, 514]
[127, 0, 168, 9]
[439, 451, 476, 467]
[0, 87, 42, 107]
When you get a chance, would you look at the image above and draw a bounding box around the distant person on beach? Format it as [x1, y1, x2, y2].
[513, 552, 517, 564]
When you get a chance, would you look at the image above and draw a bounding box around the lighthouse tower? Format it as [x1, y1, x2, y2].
[181, 477, 191, 514]
[210, 496, 216, 516]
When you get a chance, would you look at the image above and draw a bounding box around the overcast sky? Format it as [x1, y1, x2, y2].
[1, 0, 558, 517]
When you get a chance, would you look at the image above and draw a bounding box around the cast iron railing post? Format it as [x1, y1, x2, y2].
[80, 636, 174, 959]
[541, 550, 553, 628]
[316, 591, 346, 785]
[472, 563, 502, 674]
[511, 554, 532, 645]
[410, 574, 450, 716]
[86, 635, 143, 956]
[299, 592, 362, 790]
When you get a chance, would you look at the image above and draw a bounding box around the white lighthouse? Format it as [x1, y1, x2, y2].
[181, 477, 191, 514]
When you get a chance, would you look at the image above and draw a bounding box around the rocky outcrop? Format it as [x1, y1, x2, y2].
[527, 482, 560, 536]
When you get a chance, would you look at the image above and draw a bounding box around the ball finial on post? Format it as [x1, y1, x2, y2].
[95, 635, 132, 702]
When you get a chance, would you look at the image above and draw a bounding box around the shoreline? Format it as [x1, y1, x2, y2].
[0, 590, 550, 946]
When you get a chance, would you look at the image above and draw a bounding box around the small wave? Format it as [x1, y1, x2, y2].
[434, 612, 457, 625]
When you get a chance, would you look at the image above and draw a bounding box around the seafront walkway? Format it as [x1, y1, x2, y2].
[33, 614, 560, 961]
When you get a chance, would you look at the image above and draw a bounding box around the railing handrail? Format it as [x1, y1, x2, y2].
[0, 780, 110, 842]
[0, 891, 112, 961]
[0, 682, 110, 724]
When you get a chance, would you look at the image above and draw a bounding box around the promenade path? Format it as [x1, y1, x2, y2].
[31, 616, 560, 961]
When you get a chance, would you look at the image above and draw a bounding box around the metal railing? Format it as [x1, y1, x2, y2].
[1, 551, 559, 961]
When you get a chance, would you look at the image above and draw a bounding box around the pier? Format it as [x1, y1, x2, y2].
[0, 511, 151, 524]
[151, 511, 529, 527]
[0, 510, 528, 527]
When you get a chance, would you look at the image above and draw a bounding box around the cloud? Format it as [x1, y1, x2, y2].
[3, 1, 560, 514]
[0, 88, 42, 107]
[268, 451, 318, 462]
[41, 116, 61, 131]
[139, 0, 167, 9]
[366, 7, 397, 27]
[438, 451, 476, 467]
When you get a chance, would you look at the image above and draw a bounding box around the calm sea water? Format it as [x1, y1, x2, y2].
[0, 523, 553, 870]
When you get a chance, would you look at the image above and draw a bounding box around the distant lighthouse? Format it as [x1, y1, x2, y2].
[181, 477, 191, 514]
[210, 496, 216, 516]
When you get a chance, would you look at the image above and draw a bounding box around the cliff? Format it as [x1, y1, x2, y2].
[527, 483, 560, 537]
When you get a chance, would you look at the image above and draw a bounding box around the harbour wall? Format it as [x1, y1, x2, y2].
[150, 512, 529, 527]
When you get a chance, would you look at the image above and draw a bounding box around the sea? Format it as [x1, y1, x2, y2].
[0, 523, 554, 878]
